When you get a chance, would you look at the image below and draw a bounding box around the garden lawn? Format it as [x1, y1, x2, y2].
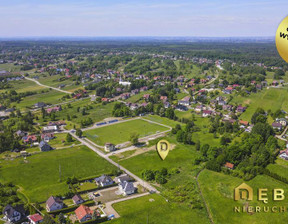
[84, 118, 170, 146]
[198, 169, 288, 224]
[0, 145, 115, 202]
[111, 194, 210, 224]
[48, 133, 80, 148]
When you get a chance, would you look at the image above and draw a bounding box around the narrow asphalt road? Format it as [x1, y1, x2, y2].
[70, 132, 159, 194]
[25, 77, 72, 94]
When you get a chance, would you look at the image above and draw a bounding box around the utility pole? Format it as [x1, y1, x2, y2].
[59, 164, 61, 182]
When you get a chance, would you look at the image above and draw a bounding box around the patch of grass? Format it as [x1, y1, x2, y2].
[111, 194, 210, 224]
[48, 133, 80, 148]
[198, 169, 288, 224]
[84, 118, 169, 146]
[0, 145, 115, 202]
[12, 89, 68, 109]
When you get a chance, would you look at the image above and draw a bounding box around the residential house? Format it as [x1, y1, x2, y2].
[95, 175, 114, 187]
[224, 162, 234, 170]
[164, 102, 170, 108]
[41, 133, 55, 142]
[15, 130, 26, 137]
[22, 135, 38, 144]
[239, 120, 249, 126]
[46, 196, 64, 212]
[279, 150, 288, 160]
[160, 96, 168, 102]
[202, 110, 213, 117]
[39, 141, 53, 152]
[178, 96, 191, 106]
[195, 105, 203, 113]
[34, 102, 47, 108]
[272, 122, 283, 131]
[46, 106, 62, 114]
[75, 205, 94, 223]
[2, 205, 25, 223]
[42, 125, 58, 133]
[28, 214, 43, 224]
[236, 105, 246, 113]
[118, 181, 135, 196]
[278, 118, 287, 127]
[143, 94, 150, 100]
[104, 143, 116, 152]
[72, 194, 84, 205]
[115, 174, 132, 184]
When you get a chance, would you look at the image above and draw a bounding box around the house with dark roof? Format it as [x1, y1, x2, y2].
[39, 141, 53, 152]
[46, 196, 64, 212]
[34, 102, 47, 108]
[95, 175, 114, 187]
[2, 205, 25, 223]
[115, 174, 132, 184]
[272, 122, 283, 131]
[72, 194, 84, 205]
[118, 181, 135, 196]
[28, 213, 43, 224]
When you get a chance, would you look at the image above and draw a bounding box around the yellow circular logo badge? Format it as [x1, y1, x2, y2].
[276, 16, 288, 63]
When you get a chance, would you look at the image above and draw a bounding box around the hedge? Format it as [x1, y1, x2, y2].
[48, 200, 95, 215]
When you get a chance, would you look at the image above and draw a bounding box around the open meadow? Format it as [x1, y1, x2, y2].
[198, 169, 288, 224]
[0, 145, 115, 202]
[231, 88, 288, 122]
[111, 194, 210, 224]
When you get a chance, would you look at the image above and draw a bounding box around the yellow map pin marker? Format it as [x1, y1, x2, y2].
[276, 16, 288, 63]
[156, 140, 170, 160]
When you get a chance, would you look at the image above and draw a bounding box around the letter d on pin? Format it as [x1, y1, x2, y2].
[156, 140, 170, 160]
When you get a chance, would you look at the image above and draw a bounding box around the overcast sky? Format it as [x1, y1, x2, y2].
[0, 0, 287, 37]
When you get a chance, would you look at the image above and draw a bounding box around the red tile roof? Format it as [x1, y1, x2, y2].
[28, 214, 43, 223]
[75, 205, 93, 221]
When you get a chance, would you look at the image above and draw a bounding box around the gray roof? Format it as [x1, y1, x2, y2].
[117, 174, 132, 183]
[95, 175, 113, 184]
[3, 205, 25, 219]
[72, 194, 83, 203]
[46, 196, 62, 208]
[120, 181, 135, 193]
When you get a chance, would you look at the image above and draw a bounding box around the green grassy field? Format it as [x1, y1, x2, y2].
[0, 145, 115, 202]
[54, 100, 116, 128]
[198, 169, 288, 224]
[231, 88, 288, 122]
[47, 133, 80, 148]
[111, 194, 210, 224]
[12, 89, 68, 109]
[84, 118, 170, 146]
[1, 79, 46, 93]
[0, 63, 22, 72]
[266, 158, 288, 180]
[110, 136, 202, 188]
[145, 115, 184, 128]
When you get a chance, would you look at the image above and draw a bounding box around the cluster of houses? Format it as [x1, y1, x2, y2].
[15, 121, 66, 152]
[2, 173, 136, 224]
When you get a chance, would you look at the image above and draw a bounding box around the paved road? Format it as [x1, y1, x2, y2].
[25, 77, 72, 94]
[276, 125, 288, 141]
[70, 132, 159, 194]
